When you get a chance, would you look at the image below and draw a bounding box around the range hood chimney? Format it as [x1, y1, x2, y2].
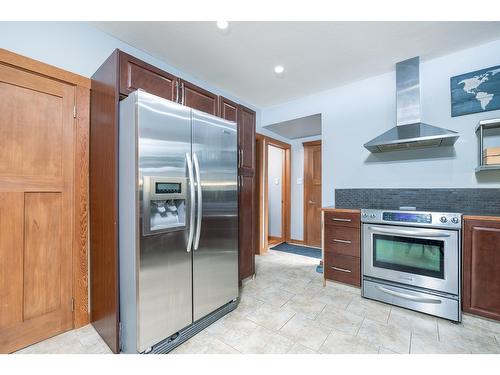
[364, 56, 459, 153]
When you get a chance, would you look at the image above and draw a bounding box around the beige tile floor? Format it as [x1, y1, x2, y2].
[15, 249, 500, 354]
[15, 324, 112, 354]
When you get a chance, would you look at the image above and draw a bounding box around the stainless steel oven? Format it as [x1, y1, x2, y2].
[361, 209, 462, 322]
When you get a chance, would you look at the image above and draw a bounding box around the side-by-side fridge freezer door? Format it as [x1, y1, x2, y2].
[136, 91, 194, 352]
[191, 110, 239, 322]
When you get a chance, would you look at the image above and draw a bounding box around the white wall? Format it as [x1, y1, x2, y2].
[261, 39, 500, 207]
[0, 22, 259, 115]
[268, 145, 283, 238]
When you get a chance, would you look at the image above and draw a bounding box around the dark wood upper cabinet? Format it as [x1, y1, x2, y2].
[220, 96, 238, 122]
[238, 105, 256, 173]
[119, 52, 178, 101]
[463, 217, 500, 321]
[180, 80, 218, 116]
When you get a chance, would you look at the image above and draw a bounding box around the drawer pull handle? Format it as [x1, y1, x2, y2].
[333, 239, 351, 244]
[331, 218, 351, 222]
[331, 266, 352, 273]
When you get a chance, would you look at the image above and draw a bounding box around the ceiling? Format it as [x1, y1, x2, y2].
[264, 113, 321, 139]
[92, 22, 500, 108]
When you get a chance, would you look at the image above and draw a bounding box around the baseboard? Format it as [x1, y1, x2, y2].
[288, 239, 304, 245]
[288, 239, 321, 249]
[268, 236, 283, 242]
[268, 236, 284, 246]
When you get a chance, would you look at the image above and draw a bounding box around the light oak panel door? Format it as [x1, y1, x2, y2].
[0, 63, 74, 353]
[303, 141, 322, 247]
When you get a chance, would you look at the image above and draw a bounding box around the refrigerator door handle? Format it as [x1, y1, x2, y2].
[186, 152, 195, 252]
[193, 153, 202, 250]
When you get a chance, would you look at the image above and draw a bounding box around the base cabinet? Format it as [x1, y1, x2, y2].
[463, 217, 500, 321]
[322, 209, 361, 287]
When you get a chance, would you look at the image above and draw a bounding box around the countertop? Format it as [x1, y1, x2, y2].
[321, 206, 500, 221]
[321, 206, 360, 213]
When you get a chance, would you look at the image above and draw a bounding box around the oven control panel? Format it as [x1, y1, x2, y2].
[361, 209, 462, 229]
[382, 212, 432, 224]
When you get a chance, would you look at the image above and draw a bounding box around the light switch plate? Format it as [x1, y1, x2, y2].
[297, 177, 303, 184]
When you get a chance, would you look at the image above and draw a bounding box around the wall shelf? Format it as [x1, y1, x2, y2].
[475, 165, 500, 173]
[475, 118, 500, 173]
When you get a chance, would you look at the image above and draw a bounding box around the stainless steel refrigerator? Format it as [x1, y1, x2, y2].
[118, 90, 239, 354]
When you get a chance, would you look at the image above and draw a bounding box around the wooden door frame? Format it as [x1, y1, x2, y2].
[303, 140, 322, 247]
[255, 133, 291, 254]
[0, 49, 91, 329]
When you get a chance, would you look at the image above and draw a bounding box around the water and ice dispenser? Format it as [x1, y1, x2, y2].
[142, 176, 187, 235]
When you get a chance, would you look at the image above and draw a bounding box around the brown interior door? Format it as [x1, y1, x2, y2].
[303, 141, 322, 247]
[0, 63, 74, 353]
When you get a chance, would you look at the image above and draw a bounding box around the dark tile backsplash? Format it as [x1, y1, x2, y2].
[335, 189, 500, 215]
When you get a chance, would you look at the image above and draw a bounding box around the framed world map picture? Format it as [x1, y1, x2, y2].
[450, 64, 500, 117]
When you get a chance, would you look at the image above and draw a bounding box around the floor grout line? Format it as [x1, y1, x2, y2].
[354, 317, 365, 337]
[408, 331, 413, 354]
[277, 311, 297, 331]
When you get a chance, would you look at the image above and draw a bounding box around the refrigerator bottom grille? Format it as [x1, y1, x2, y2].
[147, 299, 238, 354]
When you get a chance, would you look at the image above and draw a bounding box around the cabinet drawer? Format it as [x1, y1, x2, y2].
[324, 253, 360, 286]
[119, 52, 177, 101]
[324, 226, 360, 257]
[324, 210, 360, 228]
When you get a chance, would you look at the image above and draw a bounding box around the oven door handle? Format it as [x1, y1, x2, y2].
[375, 285, 442, 304]
[367, 226, 451, 238]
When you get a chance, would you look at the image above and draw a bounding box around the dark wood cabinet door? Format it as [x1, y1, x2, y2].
[220, 96, 238, 122]
[181, 80, 218, 115]
[119, 52, 177, 101]
[463, 218, 500, 321]
[238, 105, 256, 172]
[239, 175, 255, 280]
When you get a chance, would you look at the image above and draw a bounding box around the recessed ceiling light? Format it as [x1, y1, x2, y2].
[216, 21, 229, 30]
[274, 65, 285, 77]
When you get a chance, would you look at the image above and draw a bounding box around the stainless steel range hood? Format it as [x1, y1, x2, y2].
[364, 57, 459, 153]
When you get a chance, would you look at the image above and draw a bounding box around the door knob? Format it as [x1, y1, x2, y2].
[308, 200, 316, 204]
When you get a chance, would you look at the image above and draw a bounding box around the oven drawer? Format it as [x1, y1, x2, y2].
[324, 225, 360, 257]
[324, 210, 360, 229]
[363, 279, 460, 322]
[324, 253, 360, 286]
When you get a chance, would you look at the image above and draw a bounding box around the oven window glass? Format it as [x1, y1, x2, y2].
[373, 234, 444, 279]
